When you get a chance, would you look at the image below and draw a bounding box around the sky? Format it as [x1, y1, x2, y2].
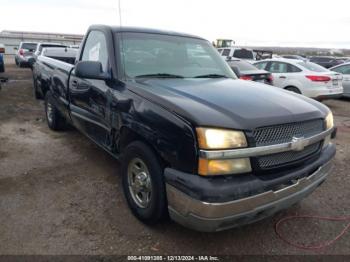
[1, 0, 350, 48]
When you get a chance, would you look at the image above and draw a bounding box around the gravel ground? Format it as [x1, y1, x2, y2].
[0, 64, 349, 255]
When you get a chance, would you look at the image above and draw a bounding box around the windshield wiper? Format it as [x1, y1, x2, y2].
[135, 73, 184, 79]
[194, 74, 228, 78]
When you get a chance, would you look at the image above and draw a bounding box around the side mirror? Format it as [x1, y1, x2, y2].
[75, 61, 110, 80]
[231, 66, 241, 77]
[226, 56, 232, 61]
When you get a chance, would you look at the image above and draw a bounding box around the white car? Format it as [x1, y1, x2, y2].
[254, 58, 343, 100]
[330, 62, 350, 98]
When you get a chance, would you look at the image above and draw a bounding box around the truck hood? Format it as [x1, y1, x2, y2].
[129, 78, 329, 130]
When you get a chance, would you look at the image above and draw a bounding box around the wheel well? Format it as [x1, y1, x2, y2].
[284, 86, 301, 93]
[40, 79, 50, 96]
[284, 85, 298, 90]
[119, 127, 143, 151]
[118, 126, 168, 168]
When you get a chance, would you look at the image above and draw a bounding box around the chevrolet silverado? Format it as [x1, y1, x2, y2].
[35, 25, 336, 232]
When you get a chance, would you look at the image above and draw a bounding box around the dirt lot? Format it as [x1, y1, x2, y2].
[0, 64, 349, 255]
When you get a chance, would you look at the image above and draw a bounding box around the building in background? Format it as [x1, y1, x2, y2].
[0, 30, 83, 56]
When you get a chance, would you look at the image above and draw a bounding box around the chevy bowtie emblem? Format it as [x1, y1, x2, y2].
[290, 136, 306, 151]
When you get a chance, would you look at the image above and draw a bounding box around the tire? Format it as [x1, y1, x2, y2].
[33, 76, 43, 99]
[121, 141, 167, 225]
[44, 91, 66, 131]
[285, 86, 301, 94]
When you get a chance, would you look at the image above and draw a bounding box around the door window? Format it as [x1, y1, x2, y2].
[269, 62, 288, 73]
[255, 61, 268, 70]
[287, 64, 302, 73]
[81, 31, 109, 72]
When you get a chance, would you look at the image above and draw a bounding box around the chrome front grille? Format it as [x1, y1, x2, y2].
[252, 119, 324, 169]
[253, 119, 324, 147]
[257, 142, 321, 169]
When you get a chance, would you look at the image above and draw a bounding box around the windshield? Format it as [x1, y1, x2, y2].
[21, 43, 37, 50]
[117, 32, 235, 79]
[233, 49, 254, 59]
[297, 61, 329, 72]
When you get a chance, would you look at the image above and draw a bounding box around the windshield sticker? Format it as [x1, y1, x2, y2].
[89, 42, 100, 61]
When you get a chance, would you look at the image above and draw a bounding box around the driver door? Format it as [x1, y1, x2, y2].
[69, 30, 112, 146]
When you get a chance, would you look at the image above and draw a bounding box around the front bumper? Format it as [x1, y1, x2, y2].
[165, 145, 335, 232]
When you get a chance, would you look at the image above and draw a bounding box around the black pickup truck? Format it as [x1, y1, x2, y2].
[36, 25, 336, 232]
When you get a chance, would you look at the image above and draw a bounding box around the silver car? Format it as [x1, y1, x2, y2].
[330, 62, 350, 98]
[15, 42, 38, 67]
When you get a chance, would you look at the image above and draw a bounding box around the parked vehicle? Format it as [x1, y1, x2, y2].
[218, 47, 272, 63]
[218, 47, 256, 63]
[0, 44, 7, 88]
[29, 42, 68, 67]
[0, 44, 5, 73]
[254, 58, 343, 100]
[309, 56, 344, 69]
[330, 62, 350, 98]
[32, 47, 78, 99]
[33, 42, 68, 60]
[15, 42, 38, 67]
[227, 58, 273, 84]
[38, 25, 336, 232]
[281, 55, 308, 62]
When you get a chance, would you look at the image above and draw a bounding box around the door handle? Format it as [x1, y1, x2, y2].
[71, 80, 90, 91]
[279, 76, 286, 79]
[71, 80, 78, 88]
[111, 99, 131, 112]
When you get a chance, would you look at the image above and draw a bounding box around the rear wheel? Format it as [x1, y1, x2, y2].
[285, 86, 301, 94]
[121, 141, 167, 225]
[44, 92, 66, 131]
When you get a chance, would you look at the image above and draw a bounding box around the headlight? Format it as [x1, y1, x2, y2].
[196, 128, 247, 149]
[198, 158, 252, 176]
[325, 111, 334, 130]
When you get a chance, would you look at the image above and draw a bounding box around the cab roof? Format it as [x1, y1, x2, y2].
[89, 25, 206, 40]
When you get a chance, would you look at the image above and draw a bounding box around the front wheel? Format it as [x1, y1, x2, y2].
[121, 141, 167, 225]
[44, 92, 66, 131]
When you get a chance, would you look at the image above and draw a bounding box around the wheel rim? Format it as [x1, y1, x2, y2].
[46, 102, 54, 124]
[127, 158, 152, 209]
